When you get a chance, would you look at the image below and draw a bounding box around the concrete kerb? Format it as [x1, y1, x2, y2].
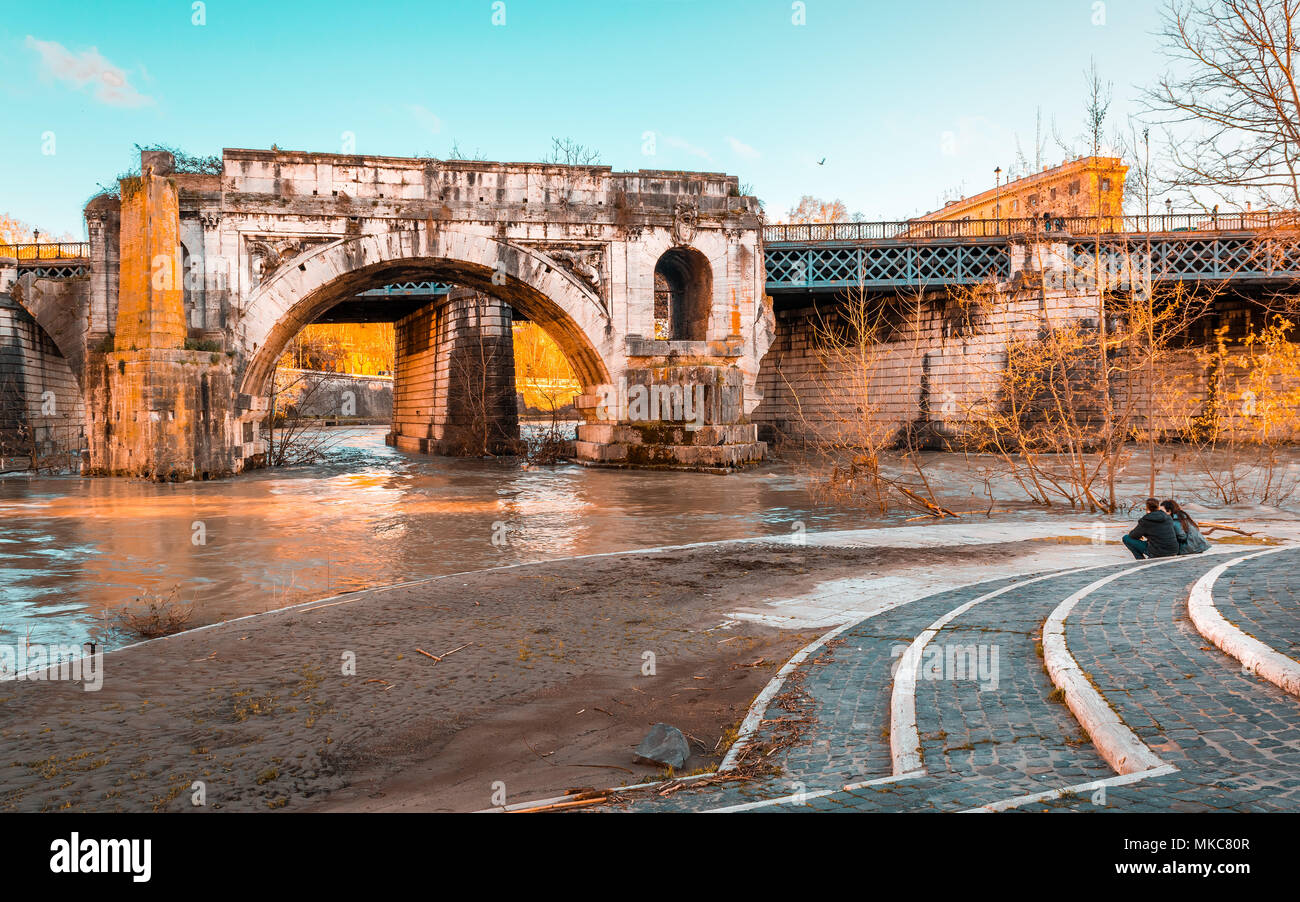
[1040, 556, 1199, 776]
[481, 563, 1106, 813]
[1188, 546, 1300, 699]
[717, 614, 861, 772]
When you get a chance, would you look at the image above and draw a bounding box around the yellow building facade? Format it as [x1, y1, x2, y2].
[917, 156, 1128, 223]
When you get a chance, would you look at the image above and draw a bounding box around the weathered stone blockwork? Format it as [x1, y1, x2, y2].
[85, 350, 238, 479]
[757, 269, 1299, 450]
[390, 292, 517, 454]
[574, 364, 765, 469]
[754, 286, 1103, 446]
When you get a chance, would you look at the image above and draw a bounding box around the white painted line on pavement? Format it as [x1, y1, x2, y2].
[705, 772, 919, 813]
[962, 764, 1180, 813]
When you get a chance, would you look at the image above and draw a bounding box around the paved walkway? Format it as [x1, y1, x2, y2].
[614, 546, 1300, 812]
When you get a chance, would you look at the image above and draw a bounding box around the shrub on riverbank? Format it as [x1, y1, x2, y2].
[106, 589, 193, 641]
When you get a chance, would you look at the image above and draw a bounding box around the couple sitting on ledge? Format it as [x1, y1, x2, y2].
[1124, 498, 1211, 559]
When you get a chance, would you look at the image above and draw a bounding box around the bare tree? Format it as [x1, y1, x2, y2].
[776, 268, 956, 518]
[1076, 59, 1121, 507]
[1114, 122, 1157, 217]
[265, 370, 351, 466]
[1146, 0, 1300, 207]
[787, 196, 849, 224]
[445, 139, 488, 162]
[543, 137, 603, 166]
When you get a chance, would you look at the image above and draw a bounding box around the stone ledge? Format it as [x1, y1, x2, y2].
[574, 439, 765, 471]
[576, 422, 757, 446]
[624, 337, 744, 358]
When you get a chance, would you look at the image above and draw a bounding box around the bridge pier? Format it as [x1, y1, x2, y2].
[388, 290, 519, 456]
[85, 152, 242, 479]
[0, 261, 86, 466]
[575, 341, 765, 470]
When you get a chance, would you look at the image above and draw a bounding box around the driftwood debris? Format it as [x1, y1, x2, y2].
[506, 795, 609, 813]
[1200, 521, 1258, 537]
[897, 485, 959, 519]
[416, 643, 471, 663]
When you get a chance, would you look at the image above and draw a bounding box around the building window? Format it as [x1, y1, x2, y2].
[1069, 180, 1080, 196]
[1101, 178, 1111, 192]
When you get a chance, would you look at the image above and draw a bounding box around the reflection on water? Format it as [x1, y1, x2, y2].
[1, 427, 883, 649]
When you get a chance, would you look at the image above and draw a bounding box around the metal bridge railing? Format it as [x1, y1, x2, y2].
[1, 242, 91, 261]
[762, 211, 1300, 243]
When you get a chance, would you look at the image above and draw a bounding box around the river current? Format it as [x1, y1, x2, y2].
[1, 426, 880, 649]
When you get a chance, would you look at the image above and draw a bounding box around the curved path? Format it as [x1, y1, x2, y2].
[617, 547, 1299, 812]
[1046, 547, 1300, 811]
[1189, 548, 1300, 697]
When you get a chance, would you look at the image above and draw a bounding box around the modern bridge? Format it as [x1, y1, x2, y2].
[763, 211, 1300, 293]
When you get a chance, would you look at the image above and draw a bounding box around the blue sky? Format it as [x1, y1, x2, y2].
[1, 0, 1172, 238]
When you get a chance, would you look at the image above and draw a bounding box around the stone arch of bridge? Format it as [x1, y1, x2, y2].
[9, 274, 88, 391]
[2, 275, 88, 458]
[236, 229, 615, 401]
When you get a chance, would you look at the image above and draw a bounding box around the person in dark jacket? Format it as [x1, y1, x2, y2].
[1122, 498, 1181, 559]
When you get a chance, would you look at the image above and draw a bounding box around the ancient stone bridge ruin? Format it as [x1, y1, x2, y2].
[3, 146, 1296, 479]
[2, 148, 770, 478]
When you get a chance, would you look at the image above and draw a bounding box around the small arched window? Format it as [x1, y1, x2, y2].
[653, 248, 711, 341]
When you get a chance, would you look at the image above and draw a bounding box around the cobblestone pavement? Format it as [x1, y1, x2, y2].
[613, 548, 1300, 812]
[1213, 551, 1300, 662]
[1046, 548, 1300, 812]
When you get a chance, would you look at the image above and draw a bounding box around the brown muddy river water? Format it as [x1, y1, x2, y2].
[1, 426, 885, 649]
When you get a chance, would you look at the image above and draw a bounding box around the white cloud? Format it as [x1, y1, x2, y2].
[24, 36, 153, 108]
[408, 103, 442, 135]
[727, 136, 759, 159]
[664, 134, 712, 161]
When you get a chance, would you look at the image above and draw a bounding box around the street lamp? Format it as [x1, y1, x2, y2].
[994, 167, 1002, 235]
[1142, 127, 1150, 221]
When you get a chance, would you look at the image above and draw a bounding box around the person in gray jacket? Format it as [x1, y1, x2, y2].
[1162, 499, 1210, 554]
[1123, 498, 1181, 559]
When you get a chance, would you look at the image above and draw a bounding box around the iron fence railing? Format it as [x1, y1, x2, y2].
[10, 213, 1298, 261]
[1, 242, 91, 261]
[762, 211, 1300, 243]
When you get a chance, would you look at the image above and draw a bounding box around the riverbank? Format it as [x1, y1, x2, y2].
[9, 516, 1288, 813]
